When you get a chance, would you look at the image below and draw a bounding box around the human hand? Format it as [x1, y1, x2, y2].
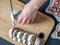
[18, 3, 38, 24]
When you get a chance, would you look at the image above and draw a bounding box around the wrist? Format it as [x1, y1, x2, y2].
[25, 2, 39, 11]
[29, 0, 47, 9]
[27, 2, 39, 10]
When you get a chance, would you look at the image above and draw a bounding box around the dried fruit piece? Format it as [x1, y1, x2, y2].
[57, 26, 60, 37]
[57, 31, 60, 37]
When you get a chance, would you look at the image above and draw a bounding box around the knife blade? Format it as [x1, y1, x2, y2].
[10, 0, 15, 26]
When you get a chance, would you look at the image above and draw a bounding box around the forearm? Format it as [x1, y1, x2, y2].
[28, 0, 47, 10]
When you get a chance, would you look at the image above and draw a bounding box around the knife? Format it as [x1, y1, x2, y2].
[10, 0, 15, 26]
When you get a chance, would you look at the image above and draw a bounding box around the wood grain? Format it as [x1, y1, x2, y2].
[0, 0, 55, 45]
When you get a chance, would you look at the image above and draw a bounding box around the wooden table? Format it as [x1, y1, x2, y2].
[0, 0, 55, 45]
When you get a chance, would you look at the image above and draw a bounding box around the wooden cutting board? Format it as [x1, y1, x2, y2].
[0, 0, 55, 45]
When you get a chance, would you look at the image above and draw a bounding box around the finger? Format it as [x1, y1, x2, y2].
[18, 16, 23, 23]
[26, 18, 32, 24]
[19, 18, 23, 23]
[21, 18, 27, 24]
[31, 11, 37, 23]
[26, 19, 30, 24]
[31, 17, 35, 23]
[31, 15, 36, 23]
